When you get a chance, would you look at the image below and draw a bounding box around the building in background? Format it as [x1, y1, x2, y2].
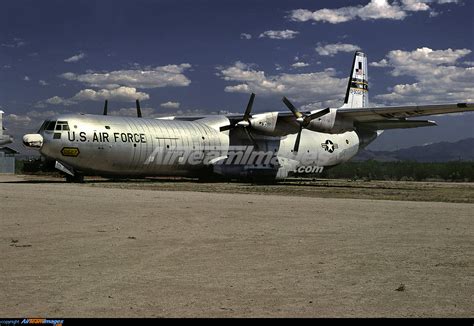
[0, 147, 18, 173]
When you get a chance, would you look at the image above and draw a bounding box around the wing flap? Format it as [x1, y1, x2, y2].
[357, 119, 437, 130]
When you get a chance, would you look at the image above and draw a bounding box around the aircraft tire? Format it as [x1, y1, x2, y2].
[65, 174, 84, 183]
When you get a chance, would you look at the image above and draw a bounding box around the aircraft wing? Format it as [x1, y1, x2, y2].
[333, 102, 474, 131]
[166, 102, 474, 132]
[337, 102, 474, 125]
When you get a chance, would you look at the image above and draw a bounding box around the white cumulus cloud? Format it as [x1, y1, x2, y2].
[240, 33, 252, 40]
[217, 62, 347, 104]
[292, 62, 309, 68]
[401, 0, 430, 11]
[315, 43, 361, 56]
[160, 101, 181, 109]
[72, 87, 150, 102]
[259, 30, 299, 40]
[60, 63, 192, 89]
[289, 0, 462, 24]
[109, 107, 155, 117]
[64, 52, 86, 63]
[371, 47, 474, 105]
[4, 110, 65, 139]
[45, 96, 76, 106]
[5, 114, 32, 125]
[1, 38, 26, 48]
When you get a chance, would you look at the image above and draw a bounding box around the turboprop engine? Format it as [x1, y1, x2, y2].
[304, 109, 354, 134]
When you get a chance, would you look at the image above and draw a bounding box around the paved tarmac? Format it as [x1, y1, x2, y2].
[0, 175, 472, 317]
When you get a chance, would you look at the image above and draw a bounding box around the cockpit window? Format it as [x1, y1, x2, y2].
[54, 121, 70, 131]
[39, 120, 70, 132]
[45, 121, 56, 131]
[38, 120, 49, 132]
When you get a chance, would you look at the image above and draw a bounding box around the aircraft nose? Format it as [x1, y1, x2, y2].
[23, 133, 43, 149]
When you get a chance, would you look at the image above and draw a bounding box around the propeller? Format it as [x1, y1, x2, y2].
[136, 99, 142, 118]
[103, 99, 108, 115]
[282, 96, 330, 152]
[220, 93, 259, 150]
[241, 92, 255, 127]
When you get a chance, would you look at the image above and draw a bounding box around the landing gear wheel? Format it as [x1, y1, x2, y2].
[65, 174, 84, 183]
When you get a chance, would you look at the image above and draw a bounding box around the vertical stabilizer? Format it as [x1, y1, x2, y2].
[0, 110, 3, 135]
[0, 110, 13, 145]
[341, 51, 369, 108]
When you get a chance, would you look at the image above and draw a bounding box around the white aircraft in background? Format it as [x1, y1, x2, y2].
[23, 52, 473, 182]
[0, 110, 13, 146]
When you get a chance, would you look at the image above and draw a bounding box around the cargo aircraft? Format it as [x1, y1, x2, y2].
[0, 110, 13, 146]
[23, 52, 473, 182]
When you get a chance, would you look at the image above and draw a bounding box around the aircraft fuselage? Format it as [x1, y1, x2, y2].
[31, 113, 365, 180]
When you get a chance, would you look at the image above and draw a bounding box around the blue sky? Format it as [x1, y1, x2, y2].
[1, 0, 473, 152]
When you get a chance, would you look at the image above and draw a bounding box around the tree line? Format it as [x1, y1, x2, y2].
[319, 161, 474, 182]
[17, 158, 474, 182]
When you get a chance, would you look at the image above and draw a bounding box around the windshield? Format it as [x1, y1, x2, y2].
[38, 120, 70, 132]
[38, 120, 56, 132]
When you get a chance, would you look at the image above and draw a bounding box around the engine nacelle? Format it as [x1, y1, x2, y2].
[305, 109, 354, 134]
[249, 112, 279, 134]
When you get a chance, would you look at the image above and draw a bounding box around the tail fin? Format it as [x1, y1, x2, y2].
[0, 110, 13, 145]
[0, 110, 4, 136]
[341, 51, 368, 108]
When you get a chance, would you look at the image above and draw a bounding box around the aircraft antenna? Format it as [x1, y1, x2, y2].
[136, 99, 142, 118]
[103, 99, 108, 115]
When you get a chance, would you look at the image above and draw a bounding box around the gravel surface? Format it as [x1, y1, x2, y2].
[1, 175, 472, 317]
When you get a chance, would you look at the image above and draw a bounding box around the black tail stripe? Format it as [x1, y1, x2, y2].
[344, 52, 358, 104]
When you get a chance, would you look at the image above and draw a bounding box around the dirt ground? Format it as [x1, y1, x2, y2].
[0, 174, 473, 317]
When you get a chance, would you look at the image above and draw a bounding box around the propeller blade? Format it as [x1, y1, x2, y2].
[103, 100, 108, 115]
[136, 99, 142, 118]
[282, 97, 303, 119]
[303, 107, 330, 126]
[219, 125, 233, 132]
[244, 93, 255, 121]
[244, 127, 259, 151]
[293, 124, 303, 152]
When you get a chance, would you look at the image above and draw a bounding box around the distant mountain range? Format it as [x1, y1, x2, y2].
[355, 138, 474, 162]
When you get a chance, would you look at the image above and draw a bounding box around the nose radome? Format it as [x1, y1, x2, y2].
[23, 134, 43, 149]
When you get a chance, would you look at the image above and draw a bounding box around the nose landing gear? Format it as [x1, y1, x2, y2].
[54, 160, 84, 183]
[65, 173, 84, 183]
